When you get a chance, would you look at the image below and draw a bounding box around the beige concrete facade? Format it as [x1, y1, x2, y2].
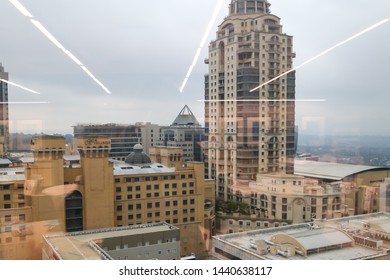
[149, 146, 183, 169]
[205, 0, 296, 201]
[294, 160, 390, 215]
[0, 219, 61, 260]
[0, 135, 215, 259]
[113, 161, 215, 257]
[77, 137, 114, 230]
[217, 173, 353, 234]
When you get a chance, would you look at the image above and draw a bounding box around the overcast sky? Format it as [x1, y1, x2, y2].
[1, 0, 389, 136]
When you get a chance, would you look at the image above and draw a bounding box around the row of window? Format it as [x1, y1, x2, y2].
[118, 206, 196, 215]
[120, 199, 196, 211]
[1, 203, 25, 209]
[115, 174, 193, 183]
[0, 184, 24, 190]
[116, 189, 196, 200]
[227, 220, 289, 231]
[0, 236, 27, 244]
[2, 194, 24, 200]
[1, 213, 26, 222]
[119, 216, 196, 225]
[116, 248, 178, 260]
[116, 182, 195, 193]
[1, 224, 27, 234]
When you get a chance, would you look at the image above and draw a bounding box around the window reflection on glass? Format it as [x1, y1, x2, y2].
[0, 0, 390, 261]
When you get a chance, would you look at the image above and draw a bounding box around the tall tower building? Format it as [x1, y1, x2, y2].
[205, 0, 296, 200]
[0, 63, 9, 153]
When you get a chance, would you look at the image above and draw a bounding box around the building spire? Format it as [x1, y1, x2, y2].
[171, 105, 200, 126]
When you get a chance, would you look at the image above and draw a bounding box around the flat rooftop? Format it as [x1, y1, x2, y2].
[0, 167, 25, 182]
[44, 223, 179, 260]
[325, 212, 390, 235]
[213, 213, 390, 260]
[112, 161, 174, 175]
[294, 159, 390, 181]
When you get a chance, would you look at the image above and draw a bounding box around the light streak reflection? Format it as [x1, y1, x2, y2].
[250, 18, 390, 92]
[9, 0, 111, 94]
[179, 0, 225, 93]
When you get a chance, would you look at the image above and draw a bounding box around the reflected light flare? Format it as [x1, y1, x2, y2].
[0, 101, 49, 104]
[9, 0, 111, 94]
[179, 0, 225, 93]
[0, 78, 40, 94]
[198, 99, 326, 102]
[250, 18, 390, 92]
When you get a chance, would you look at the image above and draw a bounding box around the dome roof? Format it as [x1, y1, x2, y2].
[124, 144, 151, 165]
[133, 143, 143, 151]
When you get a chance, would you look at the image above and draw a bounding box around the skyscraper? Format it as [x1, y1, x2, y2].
[205, 0, 296, 200]
[0, 63, 9, 153]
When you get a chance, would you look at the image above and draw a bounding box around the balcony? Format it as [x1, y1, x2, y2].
[237, 46, 255, 54]
[267, 39, 282, 45]
[266, 47, 282, 54]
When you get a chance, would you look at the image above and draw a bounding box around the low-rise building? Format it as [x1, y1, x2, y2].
[42, 222, 180, 260]
[216, 160, 390, 235]
[212, 212, 390, 260]
[0, 135, 215, 259]
[294, 159, 390, 214]
[217, 173, 353, 234]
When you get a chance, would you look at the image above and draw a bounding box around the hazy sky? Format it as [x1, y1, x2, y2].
[1, 0, 389, 136]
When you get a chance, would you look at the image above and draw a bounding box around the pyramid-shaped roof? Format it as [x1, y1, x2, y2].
[171, 105, 200, 127]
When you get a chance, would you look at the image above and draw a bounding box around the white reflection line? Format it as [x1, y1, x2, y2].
[198, 99, 326, 102]
[9, 0, 111, 94]
[0, 102, 49, 104]
[250, 18, 390, 92]
[9, 0, 32, 17]
[179, 0, 225, 93]
[0, 78, 40, 94]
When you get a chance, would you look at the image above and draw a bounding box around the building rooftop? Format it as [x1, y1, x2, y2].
[213, 212, 390, 260]
[44, 223, 179, 260]
[0, 158, 12, 165]
[113, 161, 174, 175]
[326, 212, 390, 235]
[63, 154, 81, 162]
[0, 167, 25, 182]
[124, 144, 152, 165]
[229, 0, 271, 16]
[171, 105, 200, 127]
[294, 159, 390, 181]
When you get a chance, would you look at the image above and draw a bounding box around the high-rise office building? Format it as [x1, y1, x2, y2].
[158, 105, 206, 162]
[205, 0, 296, 200]
[73, 122, 160, 161]
[0, 63, 9, 153]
